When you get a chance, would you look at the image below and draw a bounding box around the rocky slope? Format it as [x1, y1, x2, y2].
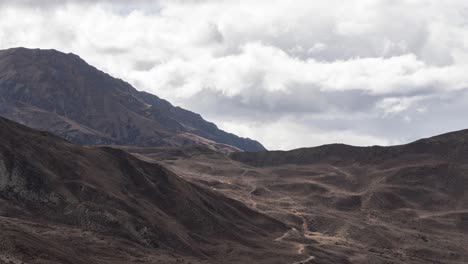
[0, 117, 297, 264]
[0, 47, 265, 152]
[129, 130, 468, 264]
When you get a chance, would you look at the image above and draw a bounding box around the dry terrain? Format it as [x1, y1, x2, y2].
[1, 47, 467, 264]
[123, 132, 468, 264]
[0, 117, 306, 264]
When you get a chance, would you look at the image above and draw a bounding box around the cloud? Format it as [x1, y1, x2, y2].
[1, 0, 468, 150]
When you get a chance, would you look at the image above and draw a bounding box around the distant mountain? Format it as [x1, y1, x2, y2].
[0, 116, 292, 263]
[0, 47, 265, 152]
[230, 128, 468, 166]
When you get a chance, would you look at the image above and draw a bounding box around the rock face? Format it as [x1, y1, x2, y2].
[0, 47, 265, 152]
[0, 116, 292, 263]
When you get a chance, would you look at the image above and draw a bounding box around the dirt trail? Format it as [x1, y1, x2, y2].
[274, 228, 315, 263]
[418, 210, 468, 219]
[274, 217, 316, 264]
[292, 256, 315, 264]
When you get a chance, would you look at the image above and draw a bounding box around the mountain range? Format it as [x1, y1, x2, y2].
[0, 47, 467, 264]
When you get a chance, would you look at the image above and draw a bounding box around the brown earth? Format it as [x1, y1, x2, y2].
[1, 117, 467, 263]
[124, 130, 468, 264]
[0, 117, 313, 264]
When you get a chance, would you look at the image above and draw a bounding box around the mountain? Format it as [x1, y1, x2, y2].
[0, 116, 305, 264]
[2, 46, 467, 264]
[127, 130, 468, 264]
[230, 128, 468, 166]
[0, 47, 265, 152]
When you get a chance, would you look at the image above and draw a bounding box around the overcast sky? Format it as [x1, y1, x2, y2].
[2, 0, 468, 150]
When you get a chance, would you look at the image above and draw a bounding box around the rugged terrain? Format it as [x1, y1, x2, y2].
[124, 130, 468, 264]
[0, 47, 264, 152]
[0, 117, 312, 264]
[1, 46, 467, 264]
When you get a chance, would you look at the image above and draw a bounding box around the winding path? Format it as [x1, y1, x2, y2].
[274, 222, 316, 263]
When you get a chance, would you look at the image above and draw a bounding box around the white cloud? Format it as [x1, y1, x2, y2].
[218, 117, 396, 150]
[2, 0, 468, 150]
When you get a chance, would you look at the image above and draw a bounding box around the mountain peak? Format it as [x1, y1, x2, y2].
[0, 47, 266, 151]
[0, 47, 86, 68]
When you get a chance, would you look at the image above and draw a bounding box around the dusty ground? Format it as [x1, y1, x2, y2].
[1, 116, 468, 264]
[125, 142, 468, 264]
[0, 117, 302, 264]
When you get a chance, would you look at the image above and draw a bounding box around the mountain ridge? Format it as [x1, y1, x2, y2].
[0, 47, 265, 152]
[230, 127, 468, 166]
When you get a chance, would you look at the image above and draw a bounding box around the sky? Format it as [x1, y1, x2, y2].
[2, 0, 468, 150]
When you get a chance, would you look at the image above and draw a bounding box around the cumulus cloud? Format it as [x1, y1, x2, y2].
[1, 0, 468, 150]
